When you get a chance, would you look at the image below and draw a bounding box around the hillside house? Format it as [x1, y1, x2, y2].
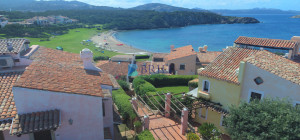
[194, 47, 300, 133]
[152, 45, 221, 75]
[0, 39, 117, 140]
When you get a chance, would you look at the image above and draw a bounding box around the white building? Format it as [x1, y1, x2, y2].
[239, 50, 300, 105]
[0, 40, 118, 140]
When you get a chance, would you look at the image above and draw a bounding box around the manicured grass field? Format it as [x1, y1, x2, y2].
[156, 86, 189, 94]
[26, 28, 121, 58]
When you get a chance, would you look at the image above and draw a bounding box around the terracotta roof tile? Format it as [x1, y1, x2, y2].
[14, 47, 113, 97]
[235, 36, 297, 49]
[244, 51, 300, 85]
[0, 39, 30, 53]
[96, 61, 129, 77]
[0, 72, 22, 120]
[199, 47, 261, 84]
[0, 120, 12, 131]
[197, 51, 222, 63]
[11, 109, 60, 135]
[165, 45, 197, 61]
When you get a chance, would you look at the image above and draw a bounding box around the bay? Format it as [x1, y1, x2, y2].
[115, 14, 300, 53]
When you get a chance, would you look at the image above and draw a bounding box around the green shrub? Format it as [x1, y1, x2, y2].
[136, 129, 155, 140]
[144, 92, 164, 110]
[135, 55, 150, 59]
[117, 80, 129, 91]
[93, 56, 109, 61]
[138, 75, 197, 87]
[186, 132, 200, 140]
[188, 79, 198, 91]
[112, 89, 136, 121]
[133, 78, 157, 96]
[134, 121, 142, 128]
[132, 77, 146, 89]
[198, 123, 221, 140]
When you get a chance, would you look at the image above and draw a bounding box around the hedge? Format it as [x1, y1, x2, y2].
[112, 88, 136, 121]
[188, 79, 198, 91]
[133, 78, 156, 96]
[117, 80, 129, 91]
[138, 75, 198, 87]
[136, 129, 155, 140]
[135, 55, 150, 59]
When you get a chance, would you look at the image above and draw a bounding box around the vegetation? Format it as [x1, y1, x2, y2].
[136, 129, 155, 140]
[112, 88, 136, 121]
[26, 28, 120, 59]
[0, 10, 259, 32]
[137, 74, 197, 87]
[186, 132, 200, 140]
[117, 80, 130, 91]
[224, 98, 300, 140]
[156, 86, 189, 94]
[188, 79, 198, 91]
[198, 123, 221, 140]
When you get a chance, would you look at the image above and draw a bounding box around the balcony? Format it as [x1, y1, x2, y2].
[198, 90, 211, 100]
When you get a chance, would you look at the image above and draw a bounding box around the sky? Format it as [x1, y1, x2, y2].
[68, 0, 300, 10]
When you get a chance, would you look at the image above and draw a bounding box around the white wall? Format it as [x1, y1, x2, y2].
[240, 63, 300, 104]
[12, 87, 105, 140]
[3, 130, 29, 140]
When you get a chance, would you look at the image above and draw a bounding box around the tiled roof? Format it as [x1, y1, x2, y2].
[11, 110, 60, 135]
[0, 39, 29, 53]
[0, 120, 12, 131]
[244, 51, 300, 85]
[199, 47, 261, 84]
[197, 51, 222, 63]
[152, 53, 169, 59]
[0, 72, 22, 120]
[165, 45, 197, 61]
[14, 47, 113, 97]
[234, 36, 297, 49]
[96, 61, 129, 77]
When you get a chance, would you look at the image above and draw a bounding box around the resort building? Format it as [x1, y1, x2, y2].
[25, 16, 78, 26]
[0, 39, 118, 140]
[194, 47, 300, 133]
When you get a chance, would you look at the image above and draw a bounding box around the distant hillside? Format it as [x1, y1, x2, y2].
[291, 15, 300, 18]
[210, 8, 300, 15]
[130, 3, 206, 12]
[0, 0, 121, 11]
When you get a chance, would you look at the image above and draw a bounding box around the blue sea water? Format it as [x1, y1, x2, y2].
[115, 14, 300, 53]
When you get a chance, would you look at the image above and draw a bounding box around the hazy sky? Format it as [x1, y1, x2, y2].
[68, 0, 300, 10]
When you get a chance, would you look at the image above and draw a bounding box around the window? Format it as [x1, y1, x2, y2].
[34, 130, 52, 140]
[220, 114, 226, 126]
[102, 102, 105, 117]
[254, 77, 263, 85]
[180, 64, 185, 70]
[250, 92, 262, 102]
[203, 80, 210, 92]
[14, 59, 20, 62]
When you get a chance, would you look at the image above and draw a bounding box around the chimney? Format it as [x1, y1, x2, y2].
[198, 47, 204, 52]
[80, 48, 102, 72]
[6, 41, 13, 52]
[203, 45, 208, 52]
[170, 45, 175, 52]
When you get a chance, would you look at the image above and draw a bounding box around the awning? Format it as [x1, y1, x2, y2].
[11, 109, 60, 135]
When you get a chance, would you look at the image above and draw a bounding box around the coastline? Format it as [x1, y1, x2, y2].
[91, 30, 151, 55]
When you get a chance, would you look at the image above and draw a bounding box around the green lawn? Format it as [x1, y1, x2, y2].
[26, 28, 121, 58]
[156, 86, 189, 94]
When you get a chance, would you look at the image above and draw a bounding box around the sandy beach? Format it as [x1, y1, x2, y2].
[91, 31, 150, 54]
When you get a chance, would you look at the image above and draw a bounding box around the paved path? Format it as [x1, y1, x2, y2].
[137, 102, 187, 140]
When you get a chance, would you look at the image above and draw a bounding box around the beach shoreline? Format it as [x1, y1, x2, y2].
[91, 30, 151, 55]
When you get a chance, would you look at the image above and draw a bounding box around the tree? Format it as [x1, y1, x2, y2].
[224, 98, 300, 140]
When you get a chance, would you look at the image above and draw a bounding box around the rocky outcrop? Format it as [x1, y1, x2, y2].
[223, 17, 260, 24]
[291, 15, 300, 18]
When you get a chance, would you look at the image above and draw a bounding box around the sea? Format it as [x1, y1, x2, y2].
[114, 14, 300, 53]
